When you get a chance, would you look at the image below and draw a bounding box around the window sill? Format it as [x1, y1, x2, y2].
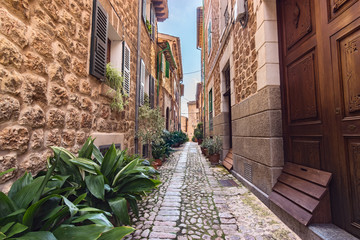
[100, 83, 116, 99]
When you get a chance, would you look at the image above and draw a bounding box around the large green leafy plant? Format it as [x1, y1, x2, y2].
[194, 122, 204, 141]
[51, 138, 160, 226]
[0, 154, 134, 239]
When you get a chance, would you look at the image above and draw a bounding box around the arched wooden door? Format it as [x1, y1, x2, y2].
[278, 0, 360, 237]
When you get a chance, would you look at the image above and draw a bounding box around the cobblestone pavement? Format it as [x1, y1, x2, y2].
[126, 142, 300, 240]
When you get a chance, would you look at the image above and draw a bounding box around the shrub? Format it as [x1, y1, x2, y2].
[194, 122, 203, 140]
[192, 136, 196, 142]
[208, 136, 222, 155]
[106, 63, 128, 112]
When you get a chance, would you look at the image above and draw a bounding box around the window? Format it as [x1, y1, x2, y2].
[142, 0, 146, 22]
[149, 76, 155, 108]
[90, 0, 130, 95]
[209, 89, 213, 131]
[207, 20, 212, 54]
[150, 3, 156, 40]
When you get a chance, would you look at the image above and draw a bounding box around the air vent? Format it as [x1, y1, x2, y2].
[99, 143, 121, 155]
[244, 162, 252, 182]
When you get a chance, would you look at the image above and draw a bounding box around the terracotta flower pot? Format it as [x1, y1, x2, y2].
[209, 153, 220, 165]
[197, 139, 203, 145]
[154, 159, 162, 166]
[201, 147, 207, 155]
[204, 149, 209, 157]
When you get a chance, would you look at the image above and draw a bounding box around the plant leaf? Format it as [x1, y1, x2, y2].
[0, 222, 15, 234]
[0, 209, 26, 226]
[112, 159, 140, 186]
[23, 194, 61, 227]
[0, 193, 16, 218]
[92, 145, 104, 164]
[5, 222, 28, 238]
[78, 138, 95, 159]
[108, 197, 130, 225]
[100, 144, 117, 178]
[69, 158, 100, 175]
[15, 231, 57, 240]
[0, 168, 15, 178]
[11, 176, 44, 209]
[85, 175, 105, 200]
[62, 196, 78, 218]
[8, 172, 32, 200]
[72, 213, 113, 227]
[117, 178, 160, 194]
[98, 226, 135, 240]
[53, 224, 109, 240]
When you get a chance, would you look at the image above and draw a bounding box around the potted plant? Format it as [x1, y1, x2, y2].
[151, 142, 165, 167]
[200, 137, 210, 156]
[208, 136, 222, 165]
[194, 122, 203, 145]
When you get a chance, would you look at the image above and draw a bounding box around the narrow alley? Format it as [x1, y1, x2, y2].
[127, 142, 300, 240]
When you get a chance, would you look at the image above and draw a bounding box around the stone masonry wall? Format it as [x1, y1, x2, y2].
[0, 0, 156, 191]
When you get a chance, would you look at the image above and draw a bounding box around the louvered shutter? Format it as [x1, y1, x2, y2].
[142, 0, 147, 22]
[150, 3, 156, 40]
[90, 0, 108, 80]
[122, 41, 131, 95]
[165, 61, 170, 78]
[140, 59, 145, 105]
[149, 76, 155, 108]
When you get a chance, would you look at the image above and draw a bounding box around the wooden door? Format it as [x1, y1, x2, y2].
[278, 0, 360, 237]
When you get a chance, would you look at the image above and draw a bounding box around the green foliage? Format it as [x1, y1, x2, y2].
[138, 98, 165, 157]
[200, 137, 211, 149]
[0, 153, 134, 239]
[194, 122, 204, 140]
[207, 136, 223, 155]
[192, 136, 196, 142]
[145, 20, 152, 34]
[106, 63, 128, 112]
[51, 138, 160, 226]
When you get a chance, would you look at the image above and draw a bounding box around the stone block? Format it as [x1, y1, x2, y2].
[50, 85, 69, 106]
[76, 131, 87, 145]
[255, 20, 278, 51]
[65, 107, 80, 129]
[0, 96, 20, 123]
[0, 69, 23, 95]
[257, 42, 279, 69]
[248, 86, 281, 114]
[232, 136, 284, 167]
[19, 152, 46, 176]
[232, 153, 283, 194]
[47, 108, 65, 128]
[62, 130, 75, 147]
[1, 0, 30, 19]
[41, 0, 60, 21]
[0, 8, 28, 48]
[256, 0, 277, 30]
[231, 98, 249, 120]
[45, 129, 61, 147]
[81, 112, 92, 129]
[0, 126, 29, 152]
[19, 105, 46, 128]
[72, 58, 87, 77]
[54, 42, 71, 71]
[0, 37, 23, 69]
[31, 32, 53, 59]
[48, 62, 64, 83]
[0, 154, 17, 183]
[24, 52, 48, 75]
[256, 63, 280, 90]
[30, 129, 43, 149]
[22, 74, 47, 104]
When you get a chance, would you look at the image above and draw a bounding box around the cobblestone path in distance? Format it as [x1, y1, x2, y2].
[125, 142, 300, 240]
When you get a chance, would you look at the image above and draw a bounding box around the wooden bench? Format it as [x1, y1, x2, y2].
[269, 162, 332, 226]
[222, 149, 233, 170]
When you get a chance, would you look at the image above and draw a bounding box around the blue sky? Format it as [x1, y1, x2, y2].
[158, 0, 202, 117]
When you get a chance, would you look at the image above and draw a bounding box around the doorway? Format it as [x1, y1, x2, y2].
[223, 65, 232, 148]
[277, 0, 360, 237]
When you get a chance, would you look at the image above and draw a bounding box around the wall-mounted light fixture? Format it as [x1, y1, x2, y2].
[234, 0, 248, 28]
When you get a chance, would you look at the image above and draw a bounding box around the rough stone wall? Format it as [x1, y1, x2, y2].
[232, 0, 257, 104]
[0, 0, 151, 191]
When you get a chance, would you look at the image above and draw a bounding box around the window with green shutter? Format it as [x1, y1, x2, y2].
[208, 20, 212, 54]
[165, 61, 170, 78]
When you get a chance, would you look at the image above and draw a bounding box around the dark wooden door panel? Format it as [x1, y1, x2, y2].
[330, 18, 360, 236]
[286, 51, 320, 123]
[279, 0, 360, 237]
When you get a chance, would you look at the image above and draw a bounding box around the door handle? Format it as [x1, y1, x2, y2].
[335, 107, 340, 115]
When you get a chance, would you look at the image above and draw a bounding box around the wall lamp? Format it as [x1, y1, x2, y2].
[234, 0, 249, 28]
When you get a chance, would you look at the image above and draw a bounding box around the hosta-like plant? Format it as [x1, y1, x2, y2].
[51, 137, 161, 226]
[0, 154, 134, 240]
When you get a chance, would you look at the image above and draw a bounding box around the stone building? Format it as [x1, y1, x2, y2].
[181, 116, 188, 133]
[157, 33, 183, 132]
[187, 101, 200, 140]
[197, 0, 360, 238]
[0, 0, 179, 191]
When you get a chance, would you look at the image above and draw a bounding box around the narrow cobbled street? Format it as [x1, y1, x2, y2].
[126, 142, 300, 240]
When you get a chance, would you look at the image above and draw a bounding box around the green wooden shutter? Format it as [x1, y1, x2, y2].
[165, 61, 170, 78]
[208, 21, 212, 53]
[90, 0, 108, 80]
[142, 0, 146, 22]
[209, 89, 212, 112]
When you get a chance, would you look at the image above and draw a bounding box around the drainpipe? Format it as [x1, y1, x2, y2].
[135, 0, 142, 154]
[202, 0, 206, 138]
